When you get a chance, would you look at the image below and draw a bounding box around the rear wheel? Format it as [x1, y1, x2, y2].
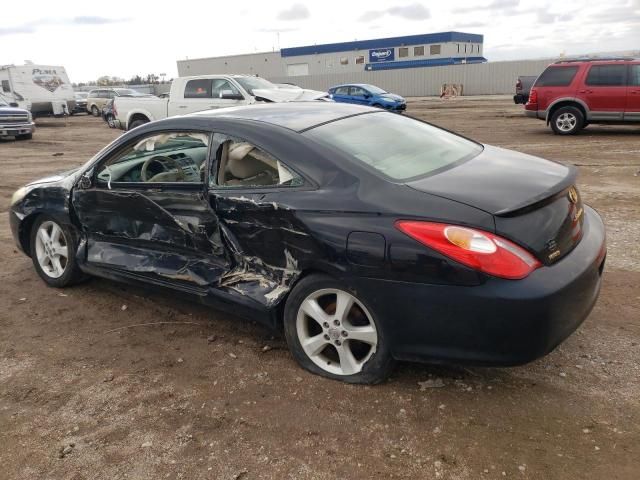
[30, 216, 84, 288]
[283, 275, 394, 384]
[91, 105, 100, 117]
[128, 118, 148, 130]
[550, 106, 584, 135]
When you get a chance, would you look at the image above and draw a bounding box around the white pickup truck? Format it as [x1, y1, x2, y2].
[113, 75, 327, 130]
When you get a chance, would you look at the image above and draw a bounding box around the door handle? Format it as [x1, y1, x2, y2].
[630, 90, 640, 94]
[178, 105, 188, 109]
[578, 90, 593, 94]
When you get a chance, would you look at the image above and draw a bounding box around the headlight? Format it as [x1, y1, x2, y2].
[11, 186, 28, 205]
[27, 112, 33, 122]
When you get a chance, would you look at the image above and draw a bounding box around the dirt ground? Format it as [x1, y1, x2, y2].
[1, 98, 639, 480]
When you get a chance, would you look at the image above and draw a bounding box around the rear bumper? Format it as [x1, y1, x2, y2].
[112, 118, 125, 130]
[525, 108, 546, 120]
[514, 94, 529, 104]
[351, 206, 606, 366]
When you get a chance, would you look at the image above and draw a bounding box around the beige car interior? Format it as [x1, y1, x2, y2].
[218, 140, 295, 187]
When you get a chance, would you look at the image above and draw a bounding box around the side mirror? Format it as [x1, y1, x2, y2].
[363, 94, 371, 99]
[220, 90, 244, 100]
[78, 171, 92, 189]
[9, 102, 19, 107]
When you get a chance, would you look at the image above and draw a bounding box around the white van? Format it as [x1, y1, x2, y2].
[0, 64, 75, 117]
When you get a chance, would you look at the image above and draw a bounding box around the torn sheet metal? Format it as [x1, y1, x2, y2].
[218, 222, 301, 307]
[252, 87, 328, 103]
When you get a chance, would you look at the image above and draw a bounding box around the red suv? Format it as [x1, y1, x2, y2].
[525, 58, 640, 135]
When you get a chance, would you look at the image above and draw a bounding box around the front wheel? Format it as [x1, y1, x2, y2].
[91, 105, 100, 117]
[550, 106, 584, 135]
[283, 275, 394, 384]
[16, 133, 33, 140]
[30, 216, 84, 288]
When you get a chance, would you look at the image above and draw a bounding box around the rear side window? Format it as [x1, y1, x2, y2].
[586, 65, 627, 86]
[184, 79, 212, 98]
[630, 65, 640, 86]
[2, 80, 10, 92]
[334, 86, 350, 95]
[535, 66, 578, 87]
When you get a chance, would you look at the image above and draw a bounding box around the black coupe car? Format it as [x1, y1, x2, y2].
[9, 103, 606, 384]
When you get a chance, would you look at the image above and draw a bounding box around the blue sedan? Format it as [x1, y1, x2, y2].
[328, 84, 406, 112]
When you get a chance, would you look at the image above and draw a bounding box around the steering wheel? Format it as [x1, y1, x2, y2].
[141, 155, 185, 182]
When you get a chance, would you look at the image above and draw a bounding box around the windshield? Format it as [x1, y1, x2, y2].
[304, 112, 483, 181]
[235, 76, 276, 95]
[115, 89, 144, 96]
[365, 85, 387, 94]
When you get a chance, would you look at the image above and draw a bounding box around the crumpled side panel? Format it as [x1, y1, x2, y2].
[87, 239, 226, 287]
[218, 223, 301, 307]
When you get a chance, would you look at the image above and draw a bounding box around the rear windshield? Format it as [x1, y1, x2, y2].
[304, 112, 483, 181]
[535, 66, 579, 87]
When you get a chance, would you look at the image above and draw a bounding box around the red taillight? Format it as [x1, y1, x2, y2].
[395, 221, 542, 280]
[528, 88, 538, 104]
[516, 79, 522, 89]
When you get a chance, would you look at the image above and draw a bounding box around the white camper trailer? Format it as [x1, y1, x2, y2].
[0, 64, 75, 117]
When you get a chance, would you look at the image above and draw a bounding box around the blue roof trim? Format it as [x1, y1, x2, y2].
[365, 56, 487, 71]
[281, 32, 483, 57]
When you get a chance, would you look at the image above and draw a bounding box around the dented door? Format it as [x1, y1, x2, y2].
[73, 183, 229, 291]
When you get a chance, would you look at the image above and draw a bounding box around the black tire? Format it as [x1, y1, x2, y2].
[128, 118, 148, 130]
[29, 215, 85, 288]
[16, 133, 33, 140]
[106, 115, 115, 128]
[91, 105, 100, 117]
[283, 274, 395, 384]
[550, 106, 584, 135]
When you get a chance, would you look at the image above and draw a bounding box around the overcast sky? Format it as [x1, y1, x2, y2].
[2, 0, 639, 82]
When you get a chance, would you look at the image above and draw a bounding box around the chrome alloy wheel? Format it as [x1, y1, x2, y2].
[555, 112, 577, 132]
[296, 288, 378, 376]
[34, 221, 69, 279]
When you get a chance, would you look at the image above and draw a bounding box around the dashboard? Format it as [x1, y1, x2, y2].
[98, 146, 207, 184]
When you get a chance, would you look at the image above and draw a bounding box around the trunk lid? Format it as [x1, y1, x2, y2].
[406, 145, 584, 265]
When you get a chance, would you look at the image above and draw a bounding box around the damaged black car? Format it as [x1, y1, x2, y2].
[9, 102, 606, 384]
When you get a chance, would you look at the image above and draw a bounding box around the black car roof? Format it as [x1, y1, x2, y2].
[189, 102, 377, 132]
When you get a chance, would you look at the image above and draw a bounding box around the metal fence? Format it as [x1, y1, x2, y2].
[74, 84, 171, 95]
[267, 58, 553, 96]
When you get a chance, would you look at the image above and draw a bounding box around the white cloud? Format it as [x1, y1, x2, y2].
[1, 0, 638, 82]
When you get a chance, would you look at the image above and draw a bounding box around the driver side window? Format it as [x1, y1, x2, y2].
[97, 132, 210, 185]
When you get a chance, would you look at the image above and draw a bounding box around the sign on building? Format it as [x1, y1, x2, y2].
[368, 48, 395, 63]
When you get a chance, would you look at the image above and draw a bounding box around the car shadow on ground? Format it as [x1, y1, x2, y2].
[82, 276, 518, 388]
